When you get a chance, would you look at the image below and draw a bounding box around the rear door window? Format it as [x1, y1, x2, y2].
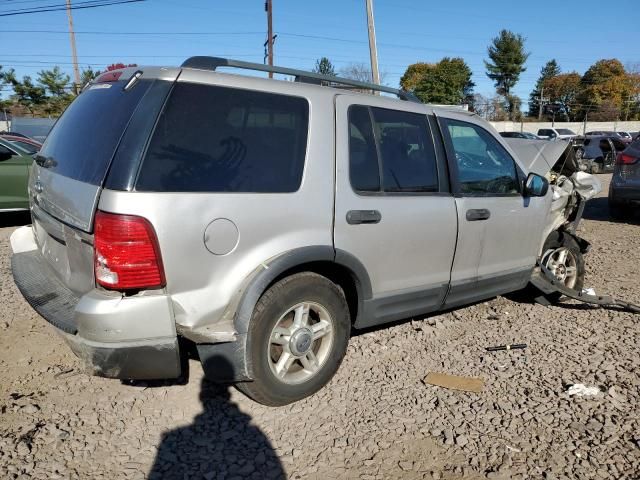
[347, 105, 438, 193]
[136, 83, 309, 193]
[37, 79, 152, 185]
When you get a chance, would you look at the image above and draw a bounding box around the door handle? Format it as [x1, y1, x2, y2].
[466, 208, 491, 221]
[346, 210, 382, 225]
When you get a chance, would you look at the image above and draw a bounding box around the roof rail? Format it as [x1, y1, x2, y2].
[181, 56, 421, 103]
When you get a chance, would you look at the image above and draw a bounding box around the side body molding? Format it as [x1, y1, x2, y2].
[197, 246, 373, 381]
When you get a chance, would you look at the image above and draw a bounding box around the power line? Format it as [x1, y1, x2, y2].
[0, 0, 144, 16]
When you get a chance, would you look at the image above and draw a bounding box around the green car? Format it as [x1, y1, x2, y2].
[0, 138, 32, 211]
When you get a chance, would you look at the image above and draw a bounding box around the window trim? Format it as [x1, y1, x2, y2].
[347, 104, 445, 197]
[438, 115, 523, 198]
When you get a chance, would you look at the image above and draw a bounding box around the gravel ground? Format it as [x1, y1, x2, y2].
[1, 174, 639, 480]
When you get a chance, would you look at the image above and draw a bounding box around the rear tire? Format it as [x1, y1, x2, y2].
[609, 193, 629, 221]
[236, 272, 351, 406]
[540, 233, 585, 303]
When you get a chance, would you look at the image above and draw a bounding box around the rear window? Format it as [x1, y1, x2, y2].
[556, 129, 576, 135]
[135, 83, 309, 192]
[37, 79, 152, 185]
[348, 105, 438, 193]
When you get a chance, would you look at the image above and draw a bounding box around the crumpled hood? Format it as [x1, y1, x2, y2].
[504, 138, 576, 176]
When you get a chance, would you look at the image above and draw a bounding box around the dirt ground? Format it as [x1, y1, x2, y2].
[0, 174, 638, 480]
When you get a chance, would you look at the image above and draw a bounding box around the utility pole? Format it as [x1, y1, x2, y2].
[365, 0, 380, 87]
[265, 0, 274, 78]
[65, 0, 81, 94]
[536, 86, 549, 121]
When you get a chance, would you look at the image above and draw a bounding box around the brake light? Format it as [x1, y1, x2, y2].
[616, 153, 638, 165]
[95, 71, 123, 83]
[94, 211, 165, 290]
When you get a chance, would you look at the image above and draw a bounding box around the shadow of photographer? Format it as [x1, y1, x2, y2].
[149, 357, 285, 480]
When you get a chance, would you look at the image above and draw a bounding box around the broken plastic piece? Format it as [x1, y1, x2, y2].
[581, 287, 596, 296]
[566, 384, 600, 397]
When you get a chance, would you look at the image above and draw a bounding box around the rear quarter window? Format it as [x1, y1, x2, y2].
[135, 83, 309, 193]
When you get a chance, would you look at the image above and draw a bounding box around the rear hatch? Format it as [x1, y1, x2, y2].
[30, 67, 178, 295]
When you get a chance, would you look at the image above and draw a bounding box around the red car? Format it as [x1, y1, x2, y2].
[0, 134, 42, 154]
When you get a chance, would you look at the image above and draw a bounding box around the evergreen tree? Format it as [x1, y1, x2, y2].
[528, 59, 560, 117]
[484, 30, 529, 120]
[313, 57, 336, 76]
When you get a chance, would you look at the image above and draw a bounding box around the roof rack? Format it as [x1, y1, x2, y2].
[181, 56, 421, 103]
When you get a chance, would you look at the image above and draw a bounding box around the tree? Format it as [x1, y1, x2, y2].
[528, 59, 560, 117]
[37, 67, 74, 116]
[0, 69, 47, 115]
[400, 57, 474, 105]
[339, 62, 386, 85]
[470, 93, 490, 118]
[399, 63, 431, 92]
[542, 72, 581, 120]
[312, 57, 336, 76]
[106, 63, 137, 71]
[80, 67, 101, 87]
[38, 66, 70, 97]
[577, 59, 639, 120]
[484, 29, 529, 120]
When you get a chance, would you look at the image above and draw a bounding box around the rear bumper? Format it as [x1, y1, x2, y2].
[610, 184, 640, 203]
[11, 235, 181, 380]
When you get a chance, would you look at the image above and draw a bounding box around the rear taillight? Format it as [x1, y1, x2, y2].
[616, 153, 638, 165]
[94, 211, 165, 290]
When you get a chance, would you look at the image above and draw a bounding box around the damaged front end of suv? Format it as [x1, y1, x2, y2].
[506, 139, 602, 295]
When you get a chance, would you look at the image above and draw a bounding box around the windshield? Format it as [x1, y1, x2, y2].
[556, 129, 576, 135]
[37, 79, 152, 185]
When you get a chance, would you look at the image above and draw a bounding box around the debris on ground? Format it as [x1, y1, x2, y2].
[424, 372, 484, 393]
[566, 383, 601, 397]
[485, 343, 527, 352]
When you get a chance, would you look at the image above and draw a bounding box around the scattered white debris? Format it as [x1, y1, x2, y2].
[567, 384, 600, 397]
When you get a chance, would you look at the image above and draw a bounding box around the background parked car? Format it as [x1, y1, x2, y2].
[0, 135, 41, 154]
[0, 131, 30, 139]
[0, 138, 32, 211]
[537, 128, 577, 140]
[609, 137, 640, 219]
[499, 131, 543, 140]
[585, 131, 633, 145]
[575, 135, 627, 173]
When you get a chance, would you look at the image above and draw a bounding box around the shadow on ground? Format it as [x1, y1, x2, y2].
[148, 358, 285, 480]
[0, 211, 31, 229]
[582, 197, 640, 224]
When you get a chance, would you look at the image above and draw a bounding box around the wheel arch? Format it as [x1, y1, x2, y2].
[198, 246, 372, 382]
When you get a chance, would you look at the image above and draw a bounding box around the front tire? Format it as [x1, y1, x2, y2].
[236, 272, 351, 406]
[540, 233, 585, 303]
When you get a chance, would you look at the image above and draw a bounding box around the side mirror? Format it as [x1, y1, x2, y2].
[524, 173, 549, 197]
[0, 150, 13, 162]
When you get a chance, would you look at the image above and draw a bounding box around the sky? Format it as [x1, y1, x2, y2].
[1, 0, 639, 105]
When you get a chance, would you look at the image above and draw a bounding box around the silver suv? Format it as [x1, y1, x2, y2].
[11, 58, 595, 405]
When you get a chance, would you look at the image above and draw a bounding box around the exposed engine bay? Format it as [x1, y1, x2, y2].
[505, 138, 602, 243]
